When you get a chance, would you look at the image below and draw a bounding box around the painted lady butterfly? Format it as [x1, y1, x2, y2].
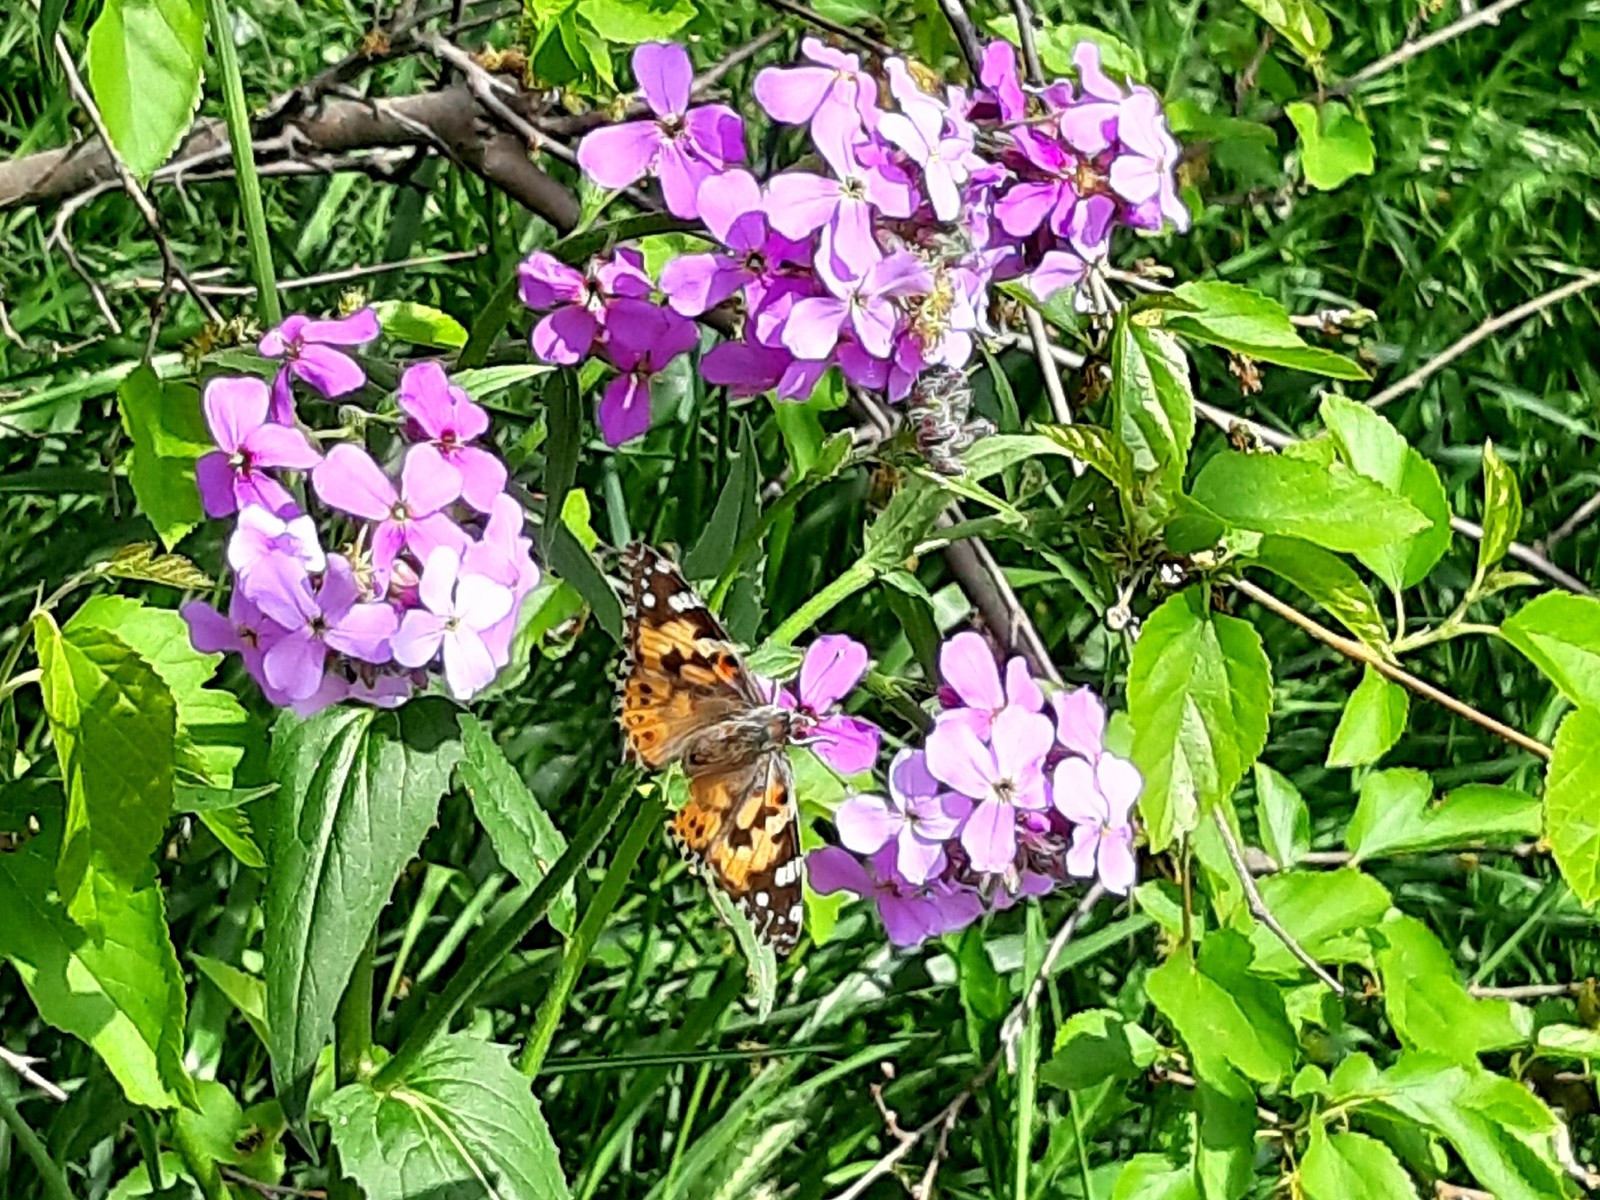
[618, 543, 806, 955]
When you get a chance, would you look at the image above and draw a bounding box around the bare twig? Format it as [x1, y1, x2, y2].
[1007, 0, 1046, 88]
[1232, 576, 1553, 761]
[35, 0, 223, 326]
[1327, 0, 1534, 101]
[220, 1168, 327, 1199]
[1245, 842, 1542, 874]
[759, 0, 892, 55]
[1542, 490, 1600, 554]
[931, 0, 985, 79]
[1000, 884, 1106, 1060]
[1468, 981, 1592, 1001]
[0, 1047, 67, 1102]
[1368, 270, 1600, 410]
[115, 247, 486, 297]
[1211, 811, 1345, 995]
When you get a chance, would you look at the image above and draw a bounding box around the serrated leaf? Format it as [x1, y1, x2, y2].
[1326, 666, 1408, 767]
[0, 786, 192, 1109]
[1248, 534, 1389, 649]
[33, 613, 175, 930]
[324, 1033, 568, 1200]
[576, 0, 695, 43]
[1240, 0, 1331, 61]
[371, 300, 467, 349]
[1247, 867, 1389, 978]
[116, 366, 208, 550]
[1301, 1127, 1418, 1199]
[265, 701, 463, 1121]
[1287, 100, 1376, 190]
[1194, 1085, 1253, 1200]
[456, 714, 575, 936]
[1112, 318, 1194, 494]
[86, 0, 204, 177]
[1162, 282, 1367, 380]
[1501, 593, 1600, 710]
[1040, 1008, 1159, 1091]
[1253, 762, 1309, 868]
[1374, 913, 1531, 1062]
[1319, 395, 1450, 589]
[103, 543, 215, 590]
[1190, 450, 1429, 557]
[1546, 707, 1600, 907]
[1129, 590, 1272, 850]
[67, 594, 251, 786]
[1346, 768, 1541, 861]
[1145, 931, 1296, 1101]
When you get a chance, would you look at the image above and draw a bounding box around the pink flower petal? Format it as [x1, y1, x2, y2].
[1052, 757, 1106, 826]
[242, 423, 321, 471]
[683, 105, 747, 165]
[925, 717, 995, 800]
[633, 41, 692, 117]
[940, 631, 1004, 711]
[960, 798, 1015, 874]
[1097, 830, 1138, 895]
[1095, 754, 1143, 824]
[799, 634, 869, 710]
[597, 373, 654, 446]
[576, 120, 662, 191]
[1065, 825, 1099, 880]
[806, 846, 872, 896]
[393, 609, 448, 669]
[398, 361, 455, 435]
[836, 794, 900, 855]
[532, 306, 600, 366]
[203, 376, 269, 452]
[313, 443, 396, 520]
[454, 446, 507, 513]
[291, 344, 366, 398]
[812, 715, 881, 775]
[401, 442, 463, 516]
[418, 545, 460, 615]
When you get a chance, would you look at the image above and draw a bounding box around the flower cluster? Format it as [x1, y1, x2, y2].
[518, 36, 1187, 446]
[183, 310, 539, 713]
[810, 631, 1139, 947]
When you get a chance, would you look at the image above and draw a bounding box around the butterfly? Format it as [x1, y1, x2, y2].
[617, 542, 806, 955]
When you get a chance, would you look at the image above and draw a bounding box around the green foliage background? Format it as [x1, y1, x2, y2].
[2, 0, 1600, 1198]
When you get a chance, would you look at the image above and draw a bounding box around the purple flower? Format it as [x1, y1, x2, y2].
[1110, 88, 1189, 233]
[247, 555, 398, 701]
[925, 704, 1053, 874]
[764, 113, 916, 270]
[1053, 686, 1107, 760]
[978, 41, 1027, 123]
[700, 342, 828, 401]
[935, 630, 1044, 740]
[778, 634, 881, 773]
[1054, 752, 1140, 894]
[877, 60, 980, 222]
[398, 362, 508, 512]
[1058, 42, 1125, 156]
[311, 443, 468, 579]
[659, 170, 812, 317]
[1028, 251, 1090, 304]
[259, 308, 380, 423]
[808, 846, 981, 946]
[519, 249, 654, 365]
[463, 493, 541, 664]
[392, 546, 515, 700]
[194, 377, 321, 517]
[596, 308, 698, 445]
[753, 37, 876, 133]
[836, 749, 970, 884]
[183, 591, 285, 702]
[576, 42, 745, 218]
[783, 250, 932, 362]
[227, 503, 326, 583]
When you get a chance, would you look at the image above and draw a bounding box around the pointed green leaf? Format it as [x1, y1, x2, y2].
[1247, 867, 1390, 978]
[1546, 706, 1600, 906]
[326, 1033, 568, 1200]
[87, 0, 204, 177]
[1162, 283, 1367, 380]
[116, 366, 208, 550]
[1194, 1085, 1253, 1200]
[1346, 768, 1541, 861]
[1501, 593, 1600, 710]
[1287, 100, 1376, 190]
[1301, 1127, 1418, 1200]
[1129, 590, 1272, 850]
[1374, 913, 1531, 1063]
[1113, 317, 1194, 492]
[1326, 666, 1408, 767]
[1253, 762, 1309, 869]
[1476, 441, 1522, 581]
[265, 700, 462, 1121]
[371, 300, 467, 349]
[1248, 535, 1389, 649]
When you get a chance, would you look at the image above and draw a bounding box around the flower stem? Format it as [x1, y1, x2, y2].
[766, 559, 875, 648]
[1012, 906, 1044, 1200]
[373, 768, 639, 1089]
[203, 0, 281, 325]
[0, 1090, 75, 1200]
[518, 790, 665, 1076]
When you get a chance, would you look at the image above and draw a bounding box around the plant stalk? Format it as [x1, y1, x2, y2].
[0, 1090, 75, 1200]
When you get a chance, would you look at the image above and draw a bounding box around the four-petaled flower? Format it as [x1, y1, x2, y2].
[576, 42, 746, 219]
[935, 630, 1044, 740]
[779, 634, 882, 774]
[393, 546, 515, 700]
[1054, 752, 1141, 894]
[926, 704, 1054, 874]
[195, 377, 322, 517]
[247, 555, 398, 701]
[398, 362, 508, 512]
[835, 749, 970, 884]
[312, 443, 468, 579]
[258, 308, 380, 423]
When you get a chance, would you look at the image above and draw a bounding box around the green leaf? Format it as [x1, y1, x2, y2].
[1162, 283, 1368, 380]
[67, 594, 251, 787]
[1545, 707, 1600, 907]
[86, 0, 204, 176]
[174, 1081, 286, 1181]
[1319, 395, 1451, 589]
[0, 786, 192, 1108]
[1240, 0, 1331, 62]
[1248, 535, 1389, 649]
[1534, 1023, 1600, 1060]
[1112, 317, 1194, 493]
[1287, 100, 1376, 190]
[324, 1033, 568, 1200]
[1253, 762, 1309, 869]
[1301, 1127, 1419, 1200]
[1352, 1054, 1567, 1200]
[191, 954, 270, 1048]
[456, 714, 575, 937]
[1346, 768, 1541, 861]
[1039, 1008, 1159, 1091]
[265, 700, 463, 1121]
[1326, 666, 1409, 767]
[1189, 450, 1429, 557]
[33, 613, 175, 930]
[1031, 424, 1138, 495]
[1247, 867, 1390, 978]
[1193, 1085, 1253, 1200]
[1476, 441, 1522, 581]
[684, 421, 761, 640]
[370, 299, 466, 349]
[116, 366, 208, 550]
[540, 371, 582, 562]
[1145, 931, 1296, 1100]
[1128, 590, 1272, 850]
[1374, 913, 1530, 1063]
[985, 16, 1146, 78]
[1501, 593, 1600, 709]
[576, 0, 695, 43]
[1110, 1156, 1201, 1200]
[103, 542, 214, 590]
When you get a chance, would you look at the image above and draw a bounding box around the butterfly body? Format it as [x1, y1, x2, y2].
[619, 543, 806, 954]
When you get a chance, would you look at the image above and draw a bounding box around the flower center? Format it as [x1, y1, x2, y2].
[1073, 159, 1109, 195]
[389, 501, 411, 522]
[444, 615, 461, 632]
[840, 176, 866, 201]
[309, 615, 328, 637]
[993, 776, 1016, 805]
[230, 450, 252, 472]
